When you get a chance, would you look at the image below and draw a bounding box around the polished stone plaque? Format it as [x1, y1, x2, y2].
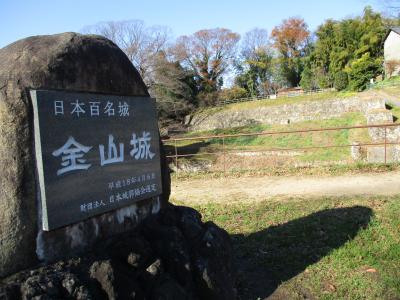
[31, 89, 162, 230]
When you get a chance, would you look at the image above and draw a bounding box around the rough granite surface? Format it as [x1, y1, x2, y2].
[0, 32, 170, 277]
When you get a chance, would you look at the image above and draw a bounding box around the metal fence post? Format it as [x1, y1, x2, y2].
[222, 137, 226, 174]
[384, 126, 387, 164]
[174, 139, 178, 177]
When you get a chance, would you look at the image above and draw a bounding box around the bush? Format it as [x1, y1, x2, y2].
[220, 86, 249, 100]
[385, 59, 400, 78]
[300, 65, 318, 91]
[346, 53, 383, 91]
[334, 71, 349, 91]
[197, 91, 220, 107]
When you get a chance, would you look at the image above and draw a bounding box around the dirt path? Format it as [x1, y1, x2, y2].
[171, 172, 400, 204]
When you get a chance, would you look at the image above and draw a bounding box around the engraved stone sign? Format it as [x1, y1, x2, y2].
[31, 89, 162, 230]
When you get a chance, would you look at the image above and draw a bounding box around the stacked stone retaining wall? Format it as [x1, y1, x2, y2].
[190, 97, 386, 131]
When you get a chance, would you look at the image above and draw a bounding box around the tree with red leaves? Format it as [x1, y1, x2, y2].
[271, 17, 310, 87]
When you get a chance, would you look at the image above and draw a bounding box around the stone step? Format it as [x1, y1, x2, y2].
[366, 110, 394, 125]
[366, 145, 400, 163]
[366, 108, 391, 113]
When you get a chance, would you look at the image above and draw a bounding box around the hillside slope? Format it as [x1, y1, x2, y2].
[164, 87, 400, 174]
[188, 90, 395, 132]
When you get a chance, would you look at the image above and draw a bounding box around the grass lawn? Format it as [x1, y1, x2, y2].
[208, 112, 369, 163]
[174, 195, 400, 299]
[371, 76, 400, 105]
[190, 77, 399, 124]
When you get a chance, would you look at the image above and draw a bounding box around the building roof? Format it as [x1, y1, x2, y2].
[385, 27, 400, 41]
[391, 27, 400, 35]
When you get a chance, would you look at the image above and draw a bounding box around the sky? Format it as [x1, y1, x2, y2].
[0, 0, 382, 48]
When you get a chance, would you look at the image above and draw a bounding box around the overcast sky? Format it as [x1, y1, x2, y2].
[1, 0, 381, 48]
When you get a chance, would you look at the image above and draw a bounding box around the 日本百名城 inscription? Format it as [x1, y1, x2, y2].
[30, 90, 162, 230]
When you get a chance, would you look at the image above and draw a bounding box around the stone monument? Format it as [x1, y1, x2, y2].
[0, 33, 235, 300]
[0, 32, 170, 277]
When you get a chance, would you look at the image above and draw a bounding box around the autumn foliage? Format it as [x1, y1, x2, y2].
[84, 7, 395, 121]
[271, 18, 310, 58]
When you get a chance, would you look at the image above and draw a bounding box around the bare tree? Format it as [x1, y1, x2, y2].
[241, 28, 271, 59]
[150, 52, 195, 121]
[383, 0, 400, 10]
[374, 0, 400, 18]
[82, 20, 171, 85]
[171, 28, 240, 92]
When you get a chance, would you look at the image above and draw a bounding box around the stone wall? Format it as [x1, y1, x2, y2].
[190, 97, 386, 131]
[366, 145, 400, 163]
[364, 104, 400, 163]
[0, 33, 170, 277]
[366, 110, 400, 143]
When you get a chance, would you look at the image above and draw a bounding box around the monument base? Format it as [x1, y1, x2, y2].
[0, 205, 236, 300]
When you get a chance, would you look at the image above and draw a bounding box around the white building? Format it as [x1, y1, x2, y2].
[384, 27, 400, 78]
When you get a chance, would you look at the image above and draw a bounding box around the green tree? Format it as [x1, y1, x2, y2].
[333, 71, 349, 91]
[235, 48, 274, 96]
[300, 58, 318, 90]
[312, 19, 337, 87]
[234, 28, 274, 96]
[307, 7, 386, 91]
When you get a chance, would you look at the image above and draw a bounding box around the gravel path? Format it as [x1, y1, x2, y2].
[171, 172, 400, 204]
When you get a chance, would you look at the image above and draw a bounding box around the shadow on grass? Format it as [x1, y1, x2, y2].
[232, 206, 373, 299]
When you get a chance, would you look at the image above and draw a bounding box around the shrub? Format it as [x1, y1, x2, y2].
[385, 59, 400, 78]
[220, 86, 249, 100]
[334, 71, 349, 91]
[346, 53, 383, 91]
[197, 91, 220, 107]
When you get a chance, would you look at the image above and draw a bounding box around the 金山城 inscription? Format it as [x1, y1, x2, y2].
[30, 90, 162, 231]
